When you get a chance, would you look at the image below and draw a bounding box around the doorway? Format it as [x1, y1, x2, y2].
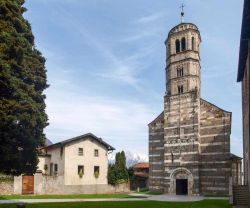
[22, 175, 34, 194]
[176, 179, 188, 195]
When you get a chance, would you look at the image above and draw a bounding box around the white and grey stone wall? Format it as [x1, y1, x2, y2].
[149, 22, 236, 196]
[148, 112, 165, 192]
[199, 99, 231, 195]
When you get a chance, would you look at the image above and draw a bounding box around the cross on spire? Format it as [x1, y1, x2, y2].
[180, 3, 185, 23]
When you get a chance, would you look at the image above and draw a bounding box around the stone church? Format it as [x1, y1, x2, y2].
[149, 20, 242, 195]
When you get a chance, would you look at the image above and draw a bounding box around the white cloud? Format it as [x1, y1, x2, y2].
[121, 27, 163, 42]
[46, 91, 154, 135]
[36, 6, 162, 156]
[45, 88, 156, 155]
[121, 11, 168, 42]
[51, 7, 149, 90]
[136, 11, 168, 24]
[95, 45, 156, 90]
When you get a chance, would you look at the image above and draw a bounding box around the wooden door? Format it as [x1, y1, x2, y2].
[22, 175, 34, 194]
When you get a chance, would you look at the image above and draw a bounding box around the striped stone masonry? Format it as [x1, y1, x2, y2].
[148, 22, 237, 196]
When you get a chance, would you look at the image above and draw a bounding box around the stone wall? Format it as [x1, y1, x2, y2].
[163, 91, 200, 195]
[149, 21, 235, 196]
[242, 55, 250, 187]
[200, 99, 231, 195]
[149, 96, 232, 196]
[0, 175, 14, 195]
[0, 182, 14, 195]
[14, 174, 130, 195]
[148, 112, 164, 192]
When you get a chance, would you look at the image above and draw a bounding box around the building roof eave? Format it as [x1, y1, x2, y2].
[44, 133, 115, 151]
[148, 111, 164, 126]
[230, 153, 243, 160]
[237, 0, 250, 82]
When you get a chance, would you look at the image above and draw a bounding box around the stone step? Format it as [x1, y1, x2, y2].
[233, 186, 250, 206]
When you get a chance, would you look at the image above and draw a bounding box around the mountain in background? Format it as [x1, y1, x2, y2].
[108, 151, 148, 167]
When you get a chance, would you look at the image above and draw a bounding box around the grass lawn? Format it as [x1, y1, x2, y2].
[0, 194, 141, 200]
[0, 200, 231, 208]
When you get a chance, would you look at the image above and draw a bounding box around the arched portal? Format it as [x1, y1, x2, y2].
[169, 168, 194, 195]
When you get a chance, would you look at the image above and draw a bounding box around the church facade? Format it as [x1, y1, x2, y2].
[149, 22, 240, 195]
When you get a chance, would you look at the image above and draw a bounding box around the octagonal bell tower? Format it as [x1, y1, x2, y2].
[165, 23, 201, 96]
[163, 23, 202, 195]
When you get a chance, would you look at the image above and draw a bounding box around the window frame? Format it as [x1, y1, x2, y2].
[78, 165, 84, 175]
[94, 149, 99, 157]
[78, 148, 84, 156]
[94, 166, 100, 174]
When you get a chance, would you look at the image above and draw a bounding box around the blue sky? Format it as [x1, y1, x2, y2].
[24, 0, 244, 158]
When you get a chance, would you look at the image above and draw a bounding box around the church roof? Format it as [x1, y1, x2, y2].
[45, 133, 115, 151]
[200, 98, 232, 114]
[237, 0, 250, 82]
[148, 111, 164, 125]
[230, 153, 242, 160]
[200, 98, 232, 134]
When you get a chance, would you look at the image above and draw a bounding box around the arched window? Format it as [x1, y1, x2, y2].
[177, 67, 184, 77]
[180, 67, 184, 76]
[178, 85, 184, 94]
[192, 37, 195, 51]
[175, 39, 180, 53]
[181, 38, 186, 51]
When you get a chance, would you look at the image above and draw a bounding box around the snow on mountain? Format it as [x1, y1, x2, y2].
[108, 151, 148, 167]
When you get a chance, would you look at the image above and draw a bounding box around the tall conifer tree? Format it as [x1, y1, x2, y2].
[0, 0, 48, 175]
[114, 151, 129, 183]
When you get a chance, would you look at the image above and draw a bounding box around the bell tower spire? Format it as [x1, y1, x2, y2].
[180, 3, 185, 23]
